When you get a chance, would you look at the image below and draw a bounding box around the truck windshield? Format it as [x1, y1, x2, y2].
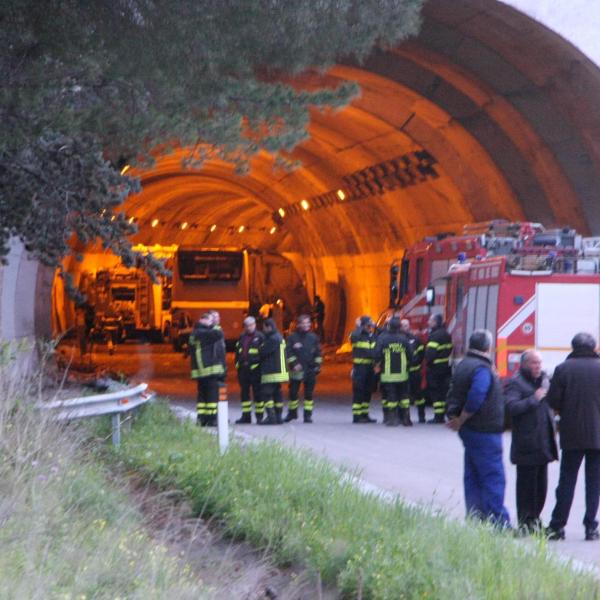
[178, 251, 243, 282]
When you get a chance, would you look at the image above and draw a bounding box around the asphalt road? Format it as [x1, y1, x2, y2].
[89, 342, 600, 571]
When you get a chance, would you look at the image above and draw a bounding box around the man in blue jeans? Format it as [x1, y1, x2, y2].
[545, 332, 600, 541]
[446, 329, 510, 526]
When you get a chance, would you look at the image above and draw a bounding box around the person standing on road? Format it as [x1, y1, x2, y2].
[446, 329, 510, 527]
[284, 314, 323, 423]
[545, 332, 600, 541]
[189, 312, 226, 427]
[505, 350, 558, 533]
[258, 318, 289, 425]
[234, 316, 264, 424]
[425, 313, 453, 424]
[312, 295, 325, 340]
[350, 315, 377, 423]
[401, 318, 426, 423]
[374, 317, 412, 427]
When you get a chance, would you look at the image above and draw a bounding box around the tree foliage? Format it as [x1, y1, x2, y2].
[0, 0, 422, 290]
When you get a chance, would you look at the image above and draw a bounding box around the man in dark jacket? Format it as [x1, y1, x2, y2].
[234, 316, 264, 424]
[189, 312, 226, 427]
[425, 313, 453, 423]
[258, 318, 289, 425]
[505, 350, 558, 533]
[350, 315, 377, 423]
[401, 318, 426, 423]
[284, 314, 323, 423]
[446, 329, 510, 526]
[374, 317, 412, 427]
[546, 332, 600, 541]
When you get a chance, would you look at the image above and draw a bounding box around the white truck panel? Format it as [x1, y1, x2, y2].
[536, 283, 600, 373]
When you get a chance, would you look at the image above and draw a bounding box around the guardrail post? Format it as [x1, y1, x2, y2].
[111, 413, 121, 447]
[217, 383, 228, 455]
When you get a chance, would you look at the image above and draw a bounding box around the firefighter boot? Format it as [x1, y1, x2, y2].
[283, 408, 298, 422]
[258, 406, 277, 425]
[382, 407, 390, 425]
[417, 405, 426, 424]
[386, 407, 400, 427]
[428, 413, 446, 424]
[235, 412, 252, 424]
[401, 407, 413, 427]
[362, 414, 377, 423]
[275, 407, 284, 425]
[303, 409, 313, 424]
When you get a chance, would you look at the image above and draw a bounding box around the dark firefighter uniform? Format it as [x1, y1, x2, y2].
[258, 326, 289, 425]
[425, 322, 454, 423]
[406, 331, 426, 423]
[374, 322, 412, 426]
[285, 329, 323, 423]
[189, 323, 226, 426]
[234, 329, 265, 423]
[350, 319, 377, 423]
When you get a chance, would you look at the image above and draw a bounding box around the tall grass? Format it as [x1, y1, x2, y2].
[0, 343, 208, 599]
[116, 401, 600, 600]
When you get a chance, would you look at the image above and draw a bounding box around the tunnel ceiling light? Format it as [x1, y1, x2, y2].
[269, 226, 277, 234]
[278, 207, 286, 218]
[151, 218, 159, 228]
[336, 189, 346, 201]
[120, 164, 131, 175]
[300, 199, 310, 211]
[110, 215, 116, 222]
[238, 225, 245, 233]
[181, 221, 188, 230]
[128, 216, 135, 224]
[210, 224, 217, 232]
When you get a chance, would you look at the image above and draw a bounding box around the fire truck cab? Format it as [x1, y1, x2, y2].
[391, 220, 600, 376]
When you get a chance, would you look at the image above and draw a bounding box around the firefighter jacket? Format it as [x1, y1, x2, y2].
[425, 326, 453, 376]
[235, 331, 264, 372]
[349, 328, 376, 367]
[286, 330, 323, 381]
[406, 331, 424, 374]
[374, 331, 412, 383]
[259, 330, 289, 384]
[189, 324, 226, 379]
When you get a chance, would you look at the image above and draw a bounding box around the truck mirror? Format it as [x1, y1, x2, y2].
[426, 286, 435, 306]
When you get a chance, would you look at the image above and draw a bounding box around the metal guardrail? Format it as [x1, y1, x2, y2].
[41, 382, 154, 446]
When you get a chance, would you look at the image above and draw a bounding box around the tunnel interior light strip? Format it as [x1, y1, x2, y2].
[272, 149, 439, 224]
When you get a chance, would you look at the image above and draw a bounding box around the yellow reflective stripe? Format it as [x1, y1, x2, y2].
[426, 341, 440, 348]
[353, 358, 374, 364]
[409, 365, 421, 372]
[248, 348, 259, 354]
[416, 345, 424, 352]
[262, 373, 289, 383]
[433, 357, 450, 364]
[250, 364, 259, 370]
[353, 341, 375, 349]
[287, 355, 297, 363]
[314, 357, 323, 363]
[438, 343, 453, 350]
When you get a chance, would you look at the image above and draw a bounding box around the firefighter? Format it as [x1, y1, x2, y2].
[374, 317, 412, 427]
[258, 318, 289, 425]
[425, 313, 453, 424]
[189, 312, 225, 427]
[350, 315, 377, 423]
[284, 314, 323, 423]
[234, 316, 264, 424]
[400, 318, 426, 423]
[208, 310, 227, 376]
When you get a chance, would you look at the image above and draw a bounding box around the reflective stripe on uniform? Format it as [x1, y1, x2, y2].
[353, 358, 374, 365]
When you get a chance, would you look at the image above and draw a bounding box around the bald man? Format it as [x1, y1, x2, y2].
[505, 350, 557, 533]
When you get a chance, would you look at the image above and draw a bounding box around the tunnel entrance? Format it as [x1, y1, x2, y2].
[39, 0, 600, 375]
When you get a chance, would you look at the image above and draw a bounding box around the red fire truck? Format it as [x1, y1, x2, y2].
[389, 220, 600, 376]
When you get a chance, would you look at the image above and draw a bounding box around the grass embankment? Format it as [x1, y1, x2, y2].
[0, 354, 208, 599]
[114, 402, 600, 600]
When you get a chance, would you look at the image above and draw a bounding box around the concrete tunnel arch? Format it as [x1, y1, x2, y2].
[3, 0, 600, 344]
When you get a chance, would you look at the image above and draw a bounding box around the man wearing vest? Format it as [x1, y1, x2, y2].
[258, 318, 289, 425]
[374, 317, 412, 427]
[189, 312, 226, 427]
[425, 313, 453, 424]
[446, 329, 510, 527]
[401, 318, 426, 423]
[350, 315, 377, 423]
[234, 316, 265, 424]
[284, 314, 323, 423]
